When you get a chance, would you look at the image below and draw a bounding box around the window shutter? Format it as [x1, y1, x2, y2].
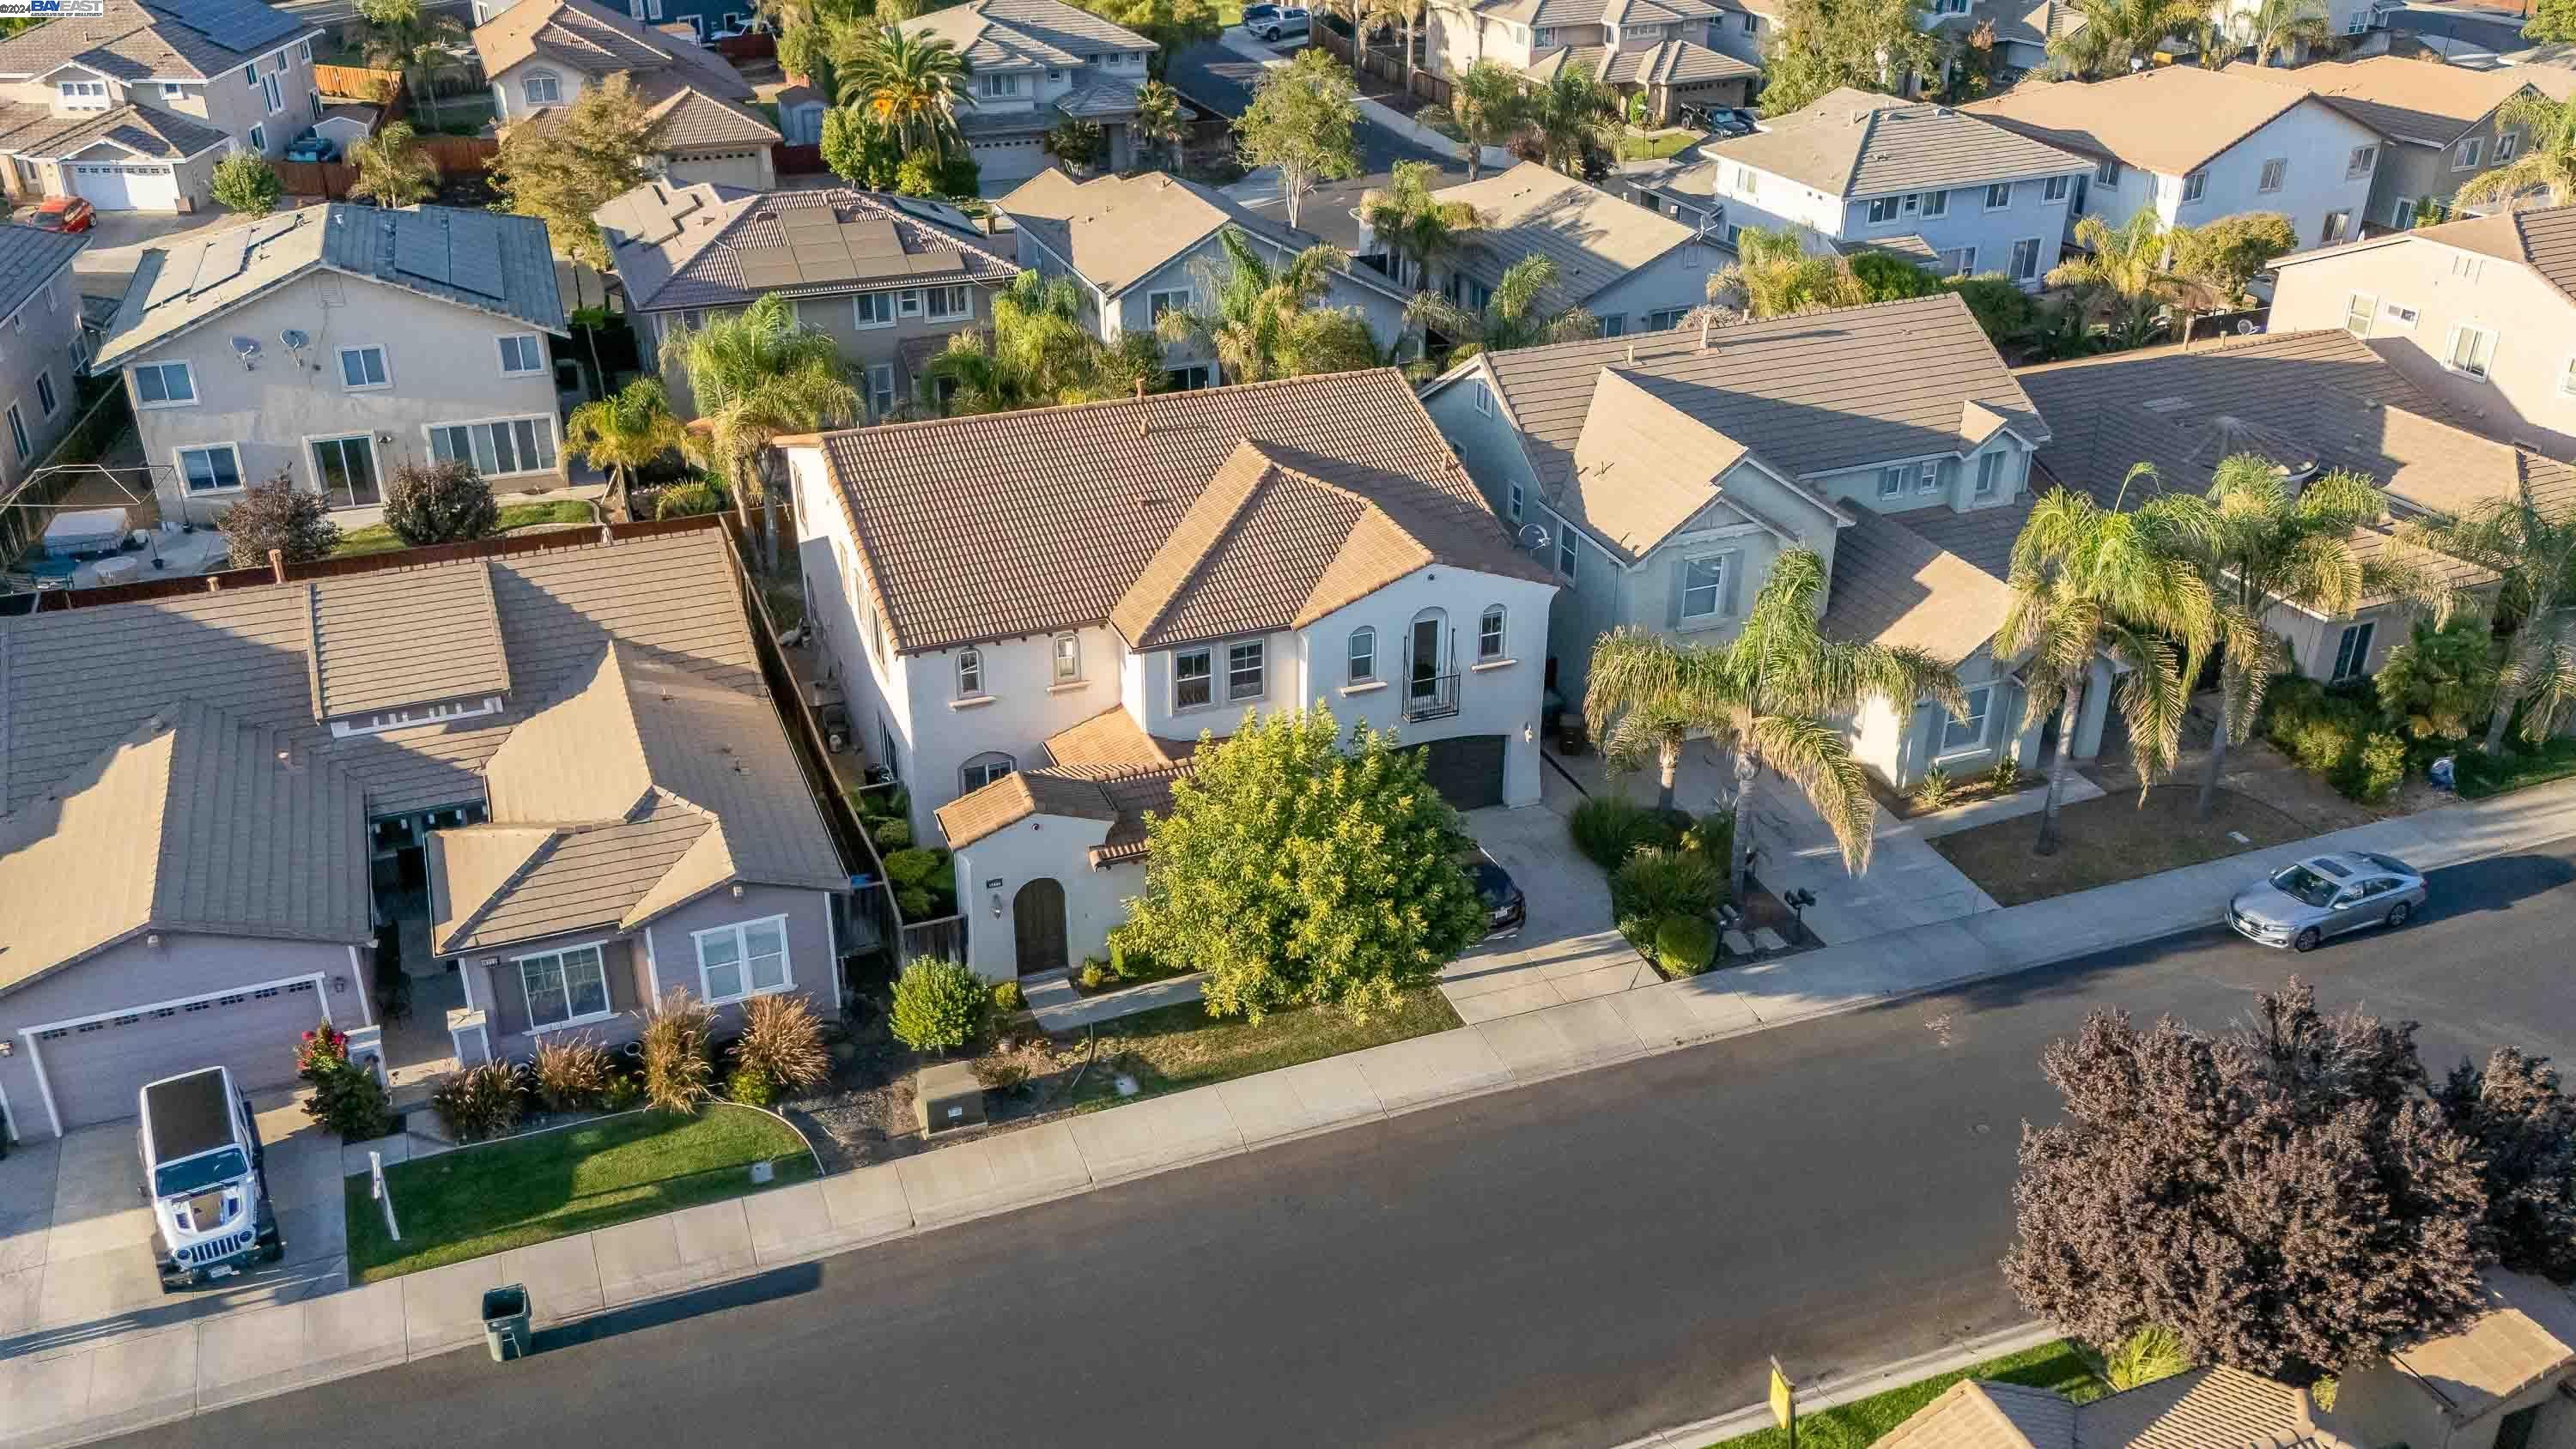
[1720, 550, 1742, 616]
[1666, 556, 1688, 628]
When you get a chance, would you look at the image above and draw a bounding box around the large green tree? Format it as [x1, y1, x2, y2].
[1416, 59, 1528, 182]
[2046, 0, 2203, 77]
[660, 294, 860, 567]
[210, 150, 282, 218]
[1999, 470, 2215, 853]
[1705, 225, 1868, 321]
[345, 120, 438, 208]
[2047, 209, 2183, 348]
[2433, 1047, 2576, 1281]
[1405, 253, 1597, 362]
[835, 25, 973, 158]
[2457, 91, 2576, 209]
[1123, 706, 1486, 1022]
[2169, 212, 2299, 305]
[1132, 78, 1190, 171]
[491, 74, 668, 268]
[1236, 47, 1360, 230]
[2530, 0, 2576, 44]
[1074, 0, 1218, 76]
[2403, 478, 2576, 754]
[2232, 0, 2329, 64]
[1358, 159, 1482, 290]
[1759, 0, 1937, 116]
[1585, 549, 1964, 897]
[1155, 227, 1382, 381]
[929, 269, 1163, 412]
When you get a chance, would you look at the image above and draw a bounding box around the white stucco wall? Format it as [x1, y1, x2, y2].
[2071, 97, 2382, 249]
[949, 817, 1137, 982]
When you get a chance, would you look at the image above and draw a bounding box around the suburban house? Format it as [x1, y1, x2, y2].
[0, 522, 847, 1142]
[2016, 326, 2539, 682]
[0, 221, 91, 493]
[0, 0, 321, 214]
[597, 179, 1021, 417]
[2288, 57, 2576, 231]
[2264, 203, 2576, 459]
[1702, 0, 1774, 68]
[1419, 290, 2068, 790]
[781, 370, 1558, 979]
[1870, 1270, 2576, 1449]
[897, 0, 1162, 190]
[1965, 64, 2387, 249]
[997, 169, 1415, 388]
[1422, 0, 1759, 120]
[472, 0, 782, 191]
[1926, 0, 2082, 88]
[1406, 162, 1723, 338]
[91, 203, 569, 525]
[1624, 88, 2094, 286]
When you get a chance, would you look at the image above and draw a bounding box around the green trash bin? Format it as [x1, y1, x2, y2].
[482, 1283, 532, 1362]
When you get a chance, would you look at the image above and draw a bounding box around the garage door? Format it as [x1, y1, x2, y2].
[70, 161, 179, 212]
[34, 979, 322, 1131]
[971, 136, 1048, 187]
[1413, 734, 1506, 810]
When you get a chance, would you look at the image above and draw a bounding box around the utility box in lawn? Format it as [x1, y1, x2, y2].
[916, 1060, 987, 1134]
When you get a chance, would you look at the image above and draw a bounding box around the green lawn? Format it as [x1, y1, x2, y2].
[2454, 738, 2576, 799]
[344, 1105, 815, 1282]
[1700, 1341, 2110, 1449]
[1069, 988, 1461, 1111]
[331, 500, 597, 558]
[1617, 129, 1704, 161]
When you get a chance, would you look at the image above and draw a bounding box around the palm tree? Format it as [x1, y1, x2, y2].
[660, 294, 860, 569]
[2234, 0, 2328, 64]
[836, 25, 973, 159]
[566, 378, 687, 518]
[2046, 0, 2203, 76]
[358, 0, 467, 130]
[2456, 92, 2576, 209]
[1377, 0, 1427, 93]
[1358, 159, 1481, 289]
[1998, 469, 2217, 854]
[1706, 226, 1868, 320]
[931, 269, 1159, 412]
[2375, 615, 2503, 746]
[1156, 227, 1380, 382]
[1404, 253, 1598, 361]
[1419, 60, 1528, 183]
[1586, 549, 1965, 895]
[1133, 78, 1188, 172]
[345, 120, 437, 208]
[2046, 210, 2180, 344]
[1525, 69, 1619, 177]
[2403, 479, 2576, 753]
[2157, 454, 2431, 819]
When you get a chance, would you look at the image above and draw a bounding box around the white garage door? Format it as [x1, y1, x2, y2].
[33, 979, 322, 1132]
[971, 136, 1048, 188]
[70, 160, 181, 212]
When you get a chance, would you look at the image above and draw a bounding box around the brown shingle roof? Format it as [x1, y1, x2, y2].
[1875, 1379, 2077, 1449]
[1963, 66, 2329, 176]
[2270, 203, 2576, 308]
[1700, 87, 2091, 198]
[808, 369, 1546, 656]
[2289, 56, 2576, 145]
[1822, 501, 2016, 658]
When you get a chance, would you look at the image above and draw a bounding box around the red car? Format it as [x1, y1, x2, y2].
[24, 196, 94, 233]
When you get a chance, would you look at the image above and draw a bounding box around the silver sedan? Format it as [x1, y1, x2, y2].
[2227, 851, 2428, 952]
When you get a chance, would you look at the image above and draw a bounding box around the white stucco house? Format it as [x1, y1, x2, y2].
[1965, 64, 2388, 250]
[781, 369, 1557, 982]
[1625, 88, 2094, 286]
[90, 203, 568, 525]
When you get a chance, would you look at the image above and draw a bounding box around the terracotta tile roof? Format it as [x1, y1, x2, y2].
[598, 180, 1015, 312]
[2271, 203, 2576, 307]
[1432, 162, 1711, 316]
[1698, 87, 2091, 198]
[475, 0, 778, 150]
[933, 766, 1121, 847]
[2288, 55, 2576, 144]
[1821, 501, 2016, 658]
[808, 369, 1545, 655]
[1963, 66, 2329, 176]
[2387, 1270, 2576, 1425]
[1875, 1379, 2077, 1449]
[1041, 707, 1193, 770]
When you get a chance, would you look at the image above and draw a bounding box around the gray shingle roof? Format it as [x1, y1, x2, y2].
[997, 169, 1388, 300]
[1432, 162, 1713, 316]
[0, 220, 88, 324]
[1696, 87, 2091, 198]
[899, 0, 1157, 70]
[598, 180, 1018, 312]
[1820, 500, 2015, 658]
[96, 203, 566, 368]
[0, 0, 311, 84]
[0, 98, 231, 161]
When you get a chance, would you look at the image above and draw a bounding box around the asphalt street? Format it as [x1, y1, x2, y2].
[111, 843, 2576, 1449]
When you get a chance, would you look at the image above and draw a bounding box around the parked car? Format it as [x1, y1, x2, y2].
[138, 1066, 283, 1292]
[1473, 859, 1526, 938]
[16, 195, 94, 233]
[283, 131, 337, 163]
[2227, 851, 2426, 952]
[1681, 105, 1758, 137]
[1250, 6, 1310, 40]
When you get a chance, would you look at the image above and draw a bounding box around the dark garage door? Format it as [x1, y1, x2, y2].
[36, 980, 320, 1132]
[1414, 735, 1506, 811]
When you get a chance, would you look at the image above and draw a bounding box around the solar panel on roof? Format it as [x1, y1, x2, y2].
[738, 253, 803, 288]
[447, 211, 507, 300]
[392, 213, 450, 286]
[189, 228, 252, 296]
[162, 0, 304, 57]
[841, 220, 901, 257]
[140, 250, 195, 312]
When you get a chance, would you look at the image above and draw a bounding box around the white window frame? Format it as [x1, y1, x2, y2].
[690, 916, 793, 1006]
[1984, 181, 2013, 211]
[925, 284, 971, 322]
[2257, 158, 2285, 194]
[58, 79, 108, 111]
[1937, 684, 1993, 756]
[1479, 605, 1507, 662]
[2561, 355, 2576, 399]
[2093, 159, 2121, 188]
[497, 333, 545, 375]
[34, 369, 57, 419]
[2009, 237, 2044, 282]
[959, 751, 1014, 792]
[1867, 196, 1901, 224]
[175, 443, 243, 494]
[956, 646, 984, 698]
[2453, 136, 2483, 171]
[895, 288, 924, 319]
[2321, 209, 2354, 246]
[247, 124, 267, 152]
[260, 69, 283, 114]
[1472, 379, 1492, 415]
[2331, 621, 2375, 682]
[337, 343, 390, 391]
[1878, 465, 1905, 498]
[2347, 145, 2376, 179]
[424, 414, 560, 477]
[1051, 632, 1081, 683]
[2445, 324, 2499, 380]
[1680, 555, 1726, 621]
[1556, 527, 1578, 582]
[1347, 626, 1376, 684]
[1974, 450, 2006, 497]
[1916, 459, 1942, 494]
[2042, 173, 2069, 203]
[1226, 639, 1266, 701]
[2496, 130, 2522, 163]
[2179, 171, 2208, 204]
[2379, 301, 2418, 331]
[852, 292, 896, 328]
[1146, 287, 1193, 323]
[521, 69, 562, 106]
[866, 362, 896, 419]
[1937, 246, 1977, 277]
[516, 942, 615, 1033]
[1507, 482, 1523, 520]
[2343, 291, 2376, 338]
[5, 402, 25, 464]
[1174, 646, 1214, 711]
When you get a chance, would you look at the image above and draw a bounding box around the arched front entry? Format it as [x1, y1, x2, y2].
[1012, 878, 1069, 977]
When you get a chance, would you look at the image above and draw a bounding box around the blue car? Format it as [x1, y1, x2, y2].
[284, 132, 337, 163]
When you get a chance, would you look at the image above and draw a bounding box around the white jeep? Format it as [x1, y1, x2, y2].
[137, 1067, 283, 1291]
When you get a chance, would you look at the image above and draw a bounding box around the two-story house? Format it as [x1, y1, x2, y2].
[899, 0, 1161, 190]
[0, 0, 321, 213]
[1425, 0, 1756, 121]
[1400, 162, 1723, 338]
[783, 370, 1558, 979]
[1420, 291, 2074, 791]
[1924, 0, 2081, 88]
[474, 0, 781, 191]
[997, 168, 1414, 387]
[1965, 64, 2387, 249]
[598, 179, 1022, 417]
[91, 203, 570, 524]
[2287, 56, 2576, 231]
[2265, 203, 2576, 459]
[0, 221, 90, 493]
[1626, 89, 2093, 286]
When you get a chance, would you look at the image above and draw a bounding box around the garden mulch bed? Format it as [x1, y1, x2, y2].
[774, 988, 1108, 1170]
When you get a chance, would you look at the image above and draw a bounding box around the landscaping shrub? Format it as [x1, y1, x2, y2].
[1990, 755, 2027, 791]
[1913, 767, 1957, 812]
[889, 958, 991, 1052]
[637, 988, 716, 1113]
[2354, 731, 2408, 805]
[296, 1023, 392, 1141]
[870, 816, 912, 852]
[726, 1064, 775, 1106]
[734, 992, 829, 1094]
[2105, 1325, 2190, 1391]
[1651, 915, 1716, 976]
[992, 979, 1024, 1013]
[2375, 615, 2501, 744]
[1684, 809, 1733, 864]
[883, 846, 957, 919]
[602, 1072, 644, 1112]
[381, 458, 501, 545]
[654, 482, 726, 519]
[2261, 674, 2398, 802]
[529, 1031, 612, 1112]
[431, 1061, 525, 1142]
[1568, 796, 1690, 870]
[1610, 846, 1724, 923]
[219, 472, 340, 567]
[1078, 961, 1107, 990]
[1108, 925, 1159, 981]
[973, 1055, 1031, 1094]
[210, 149, 281, 216]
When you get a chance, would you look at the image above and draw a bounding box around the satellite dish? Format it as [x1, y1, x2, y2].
[280, 328, 309, 349]
[231, 336, 260, 368]
[1516, 522, 1551, 552]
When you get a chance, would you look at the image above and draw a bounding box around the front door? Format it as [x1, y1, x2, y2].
[1012, 878, 1068, 977]
[312, 434, 381, 508]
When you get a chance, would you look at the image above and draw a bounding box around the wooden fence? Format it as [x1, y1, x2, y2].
[774, 142, 826, 175]
[714, 33, 776, 63]
[280, 132, 496, 194]
[1309, 27, 1449, 105]
[314, 62, 403, 102]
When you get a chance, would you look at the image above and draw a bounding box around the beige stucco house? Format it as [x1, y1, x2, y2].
[474, 0, 781, 191]
[898, 0, 1162, 191]
[0, 221, 89, 494]
[1399, 162, 1726, 340]
[1424, 0, 1756, 121]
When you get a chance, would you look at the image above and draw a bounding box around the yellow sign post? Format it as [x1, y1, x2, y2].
[1770, 1357, 1797, 1449]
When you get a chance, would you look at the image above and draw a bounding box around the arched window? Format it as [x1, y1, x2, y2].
[1407, 608, 1446, 700]
[522, 70, 562, 106]
[956, 647, 983, 698]
[1479, 605, 1507, 662]
[960, 752, 1015, 792]
[1347, 626, 1376, 684]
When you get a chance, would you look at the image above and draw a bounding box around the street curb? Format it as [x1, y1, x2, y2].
[1601, 1323, 2065, 1449]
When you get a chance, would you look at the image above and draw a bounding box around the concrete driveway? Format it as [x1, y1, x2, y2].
[1446, 773, 1657, 1023]
[0, 1095, 348, 1360]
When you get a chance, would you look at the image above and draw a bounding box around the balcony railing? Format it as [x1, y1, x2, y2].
[1404, 670, 1461, 723]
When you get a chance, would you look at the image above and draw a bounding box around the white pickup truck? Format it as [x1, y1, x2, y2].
[137, 1067, 283, 1292]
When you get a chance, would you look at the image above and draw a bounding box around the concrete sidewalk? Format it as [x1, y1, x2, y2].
[14, 778, 2576, 1448]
